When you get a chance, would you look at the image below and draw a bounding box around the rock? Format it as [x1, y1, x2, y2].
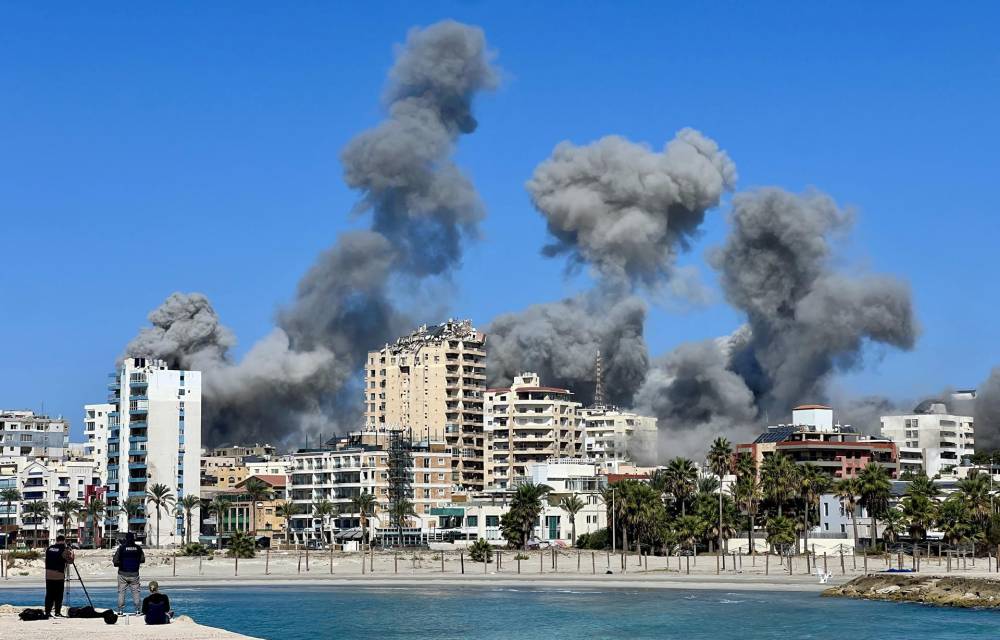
[876, 586, 900, 594]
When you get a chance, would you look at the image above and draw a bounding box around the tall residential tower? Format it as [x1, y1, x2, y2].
[106, 357, 201, 545]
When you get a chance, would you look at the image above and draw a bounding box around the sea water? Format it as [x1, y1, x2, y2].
[1, 585, 998, 639]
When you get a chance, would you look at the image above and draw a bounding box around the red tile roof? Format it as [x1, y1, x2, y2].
[239, 474, 286, 488]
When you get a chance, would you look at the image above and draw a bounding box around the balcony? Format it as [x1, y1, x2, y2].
[130, 421, 148, 429]
[129, 516, 147, 524]
[128, 448, 147, 456]
[129, 408, 148, 416]
[129, 435, 148, 444]
[129, 380, 148, 389]
[128, 490, 147, 498]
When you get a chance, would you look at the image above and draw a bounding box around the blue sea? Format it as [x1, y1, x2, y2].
[1, 585, 998, 639]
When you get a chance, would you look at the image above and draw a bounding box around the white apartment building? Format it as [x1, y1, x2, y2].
[484, 373, 583, 489]
[880, 398, 975, 478]
[246, 455, 293, 477]
[364, 320, 487, 490]
[0, 457, 100, 546]
[581, 406, 657, 466]
[106, 357, 202, 546]
[0, 410, 70, 461]
[83, 403, 114, 485]
[288, 430, 452, 544]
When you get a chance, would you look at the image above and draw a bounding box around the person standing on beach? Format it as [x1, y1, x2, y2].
[44, 534, 74, 617]
[113, 532, 145, 614]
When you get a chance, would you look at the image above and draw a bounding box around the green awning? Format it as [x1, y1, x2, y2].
[430, 507, 465, 516]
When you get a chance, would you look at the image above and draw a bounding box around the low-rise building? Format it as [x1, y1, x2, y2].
[0, 410, 70, 462]
[737, 404, 898, 480]
[580, 406, 657, 466]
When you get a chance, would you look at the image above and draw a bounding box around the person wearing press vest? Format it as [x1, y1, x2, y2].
[44, 534, 75, 617]
[113, 532, 145, 614]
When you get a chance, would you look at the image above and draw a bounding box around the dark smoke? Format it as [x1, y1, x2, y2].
[974, 367, 1000, 449]
[487, 129, 735, 401]
[341, 20, 497, 276]
[124, 21, 498, 446]
[527, 128, 736, 287]
[486, 290, 649, 406]
[637, 188, 918, 457]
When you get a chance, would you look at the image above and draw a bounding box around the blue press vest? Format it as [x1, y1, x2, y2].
[119, 544, 142, 572]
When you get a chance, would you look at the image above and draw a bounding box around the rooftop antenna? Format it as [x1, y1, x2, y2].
[592, 350, 606, 409]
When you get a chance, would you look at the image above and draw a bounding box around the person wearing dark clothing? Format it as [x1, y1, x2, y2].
[44, 535, 74, 617]
[112, 532, 145, 614]
[141, 581, 172, 625]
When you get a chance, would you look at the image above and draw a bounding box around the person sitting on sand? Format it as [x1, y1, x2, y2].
[44, 535, 74, 618]
[113, 532, 145, 615]
[141, 581, 172, 625]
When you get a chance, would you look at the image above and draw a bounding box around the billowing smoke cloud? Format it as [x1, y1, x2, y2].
[341, 20, 497, 276]
[124, 21, 498, 446]
[487, 129, 734, 399]
[639, 188, 918, 457]
[974, 368, 1000, 450]
[527, 128, 736, 287]
[487, 290, 649, 406]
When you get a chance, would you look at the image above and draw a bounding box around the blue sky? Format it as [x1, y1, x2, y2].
[2, 2, 999, 439]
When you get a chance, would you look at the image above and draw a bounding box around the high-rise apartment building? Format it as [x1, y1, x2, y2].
[580, 406, 658, 466]
[105, 357, 201, 545]
[83, 403, 114, 485]
[364, 319, 486, 489]
[880, 397, 975, 477]
[0, 410, 69, 461]
[484, 373, 583, 489]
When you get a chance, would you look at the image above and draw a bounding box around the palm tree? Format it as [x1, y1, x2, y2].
[761, 454, 799, 517]
[733, 452, 761, 554]
[351, 491, 378, 548]
[674, 514, 703, 554]
[208, 495, 232, 551]
[275, 502, 300, 547]
[881, 508, 906, 545]
[937, 497, 971, 546]
[798, 464, 830, 555]
[835, 478, 861, 550]
[707, 437, 732, 555]
[122, 496, 144, 534]
[178, 495, 201, 544]
[500, 482, 552, 549]
[241, 477, 272, 538]
[145, 483, 175, 549]
[559, 494, 586, 547]
[956, 471, 992, 531]
[906, 473, 940, 501]
[900, 493, 936, 541]
[312, 499, 336, 546]
[54, 498, 82, 542]
[665, 458, 698, 517]
[0, 487, 21, 530]
[21, 500, 50, 547]
[765, 515, 797, 552]
[857, 463, 891, 548]
[84, 499, 106, 548]
[388, 499, 417, 545]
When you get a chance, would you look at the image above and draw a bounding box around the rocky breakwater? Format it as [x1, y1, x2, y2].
[823, 574, 1000, 608]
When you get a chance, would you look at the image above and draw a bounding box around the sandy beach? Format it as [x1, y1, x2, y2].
[3, 546, 994, 593]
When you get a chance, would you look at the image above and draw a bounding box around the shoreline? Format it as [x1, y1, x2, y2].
[0, 573, 840, 593]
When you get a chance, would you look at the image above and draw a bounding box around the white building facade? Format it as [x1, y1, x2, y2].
[880, 400, 975, 478]
[83, 403, 114, 485]
[0, 410, 69, 461]
[580, 407, 657, 466]
[106, 357, 202, 546]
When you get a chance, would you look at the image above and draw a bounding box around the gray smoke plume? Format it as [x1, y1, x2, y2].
[639, 188, 917, 458]
[974, 367, 1000, 450]
[487, 128, 734, 406]
[527, 128, 736, 287]
[124, 21, 498, 446]
[486, 290, 649, 406]
[341, 20, 498, 276]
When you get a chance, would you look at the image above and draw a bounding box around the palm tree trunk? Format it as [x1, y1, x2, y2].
[803, 502, 809, 556]
[187, 512, 192, 544]
[156, 508, 161, 549]
[850, 510, 859, 550]
[571, 519, 577, 548]
[870, 515, 878, 550]
[748, 511, 755, 555]
[718, 489, 724, 559]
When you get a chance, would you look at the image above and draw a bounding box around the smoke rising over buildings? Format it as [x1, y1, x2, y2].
[974, 368, 1000, 449]
[638, 188, 918, 456]
[125, 21, 499, 446]
[122, 21, 935, 458]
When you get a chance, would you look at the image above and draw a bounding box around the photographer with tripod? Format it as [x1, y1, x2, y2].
[44, 535, 75, 618]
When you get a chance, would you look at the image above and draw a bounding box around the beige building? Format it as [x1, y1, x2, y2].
[581, 406, 658, 466]
[364, 319, 486, 490]
[200, 456, 248, 491]
[217, 474, 289, 544]
[484, 373, 583, 489]
[288, 428, 453, 544]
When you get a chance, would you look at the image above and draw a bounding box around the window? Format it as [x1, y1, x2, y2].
[467, 516, 478, 527]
